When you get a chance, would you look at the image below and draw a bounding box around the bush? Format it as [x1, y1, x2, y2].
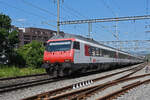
[17, 40, 45, 68]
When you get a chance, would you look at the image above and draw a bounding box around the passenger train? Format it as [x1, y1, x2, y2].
[42, 33, 144, 77]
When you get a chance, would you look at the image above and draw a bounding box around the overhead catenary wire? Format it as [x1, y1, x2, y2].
[60, 4, 118, 38]
[22, 0, 57, 17]
[110, 0, 121, 13]
[145, 0, 149, 26]
[21, 0, 67, 21]
[61, 3, 117, 38]
[21, 0, 81, 33]
[61, 4, 87, 19]
[13, 19, 49, 28]
[59, 3, 90, 35]
[146, 0, 149, 15]
[21, 0, 118, 38]
[60, 3, 89, 35]
[101, 0, 117, 17]
[60, 5, 82, 20]
[0, 0, 57, 28]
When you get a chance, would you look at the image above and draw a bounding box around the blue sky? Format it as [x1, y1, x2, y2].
[0, 0, 150, 41]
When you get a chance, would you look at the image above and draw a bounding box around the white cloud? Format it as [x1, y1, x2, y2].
[16, 18, 26, 22]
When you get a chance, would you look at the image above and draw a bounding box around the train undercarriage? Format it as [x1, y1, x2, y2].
[42, 62, 138, 77]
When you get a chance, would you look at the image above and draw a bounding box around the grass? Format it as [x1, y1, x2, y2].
[0, 64, 46, 78]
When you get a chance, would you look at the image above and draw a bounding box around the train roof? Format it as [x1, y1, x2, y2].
[50, 33, 102, 45]
[49, 33, 141, 58]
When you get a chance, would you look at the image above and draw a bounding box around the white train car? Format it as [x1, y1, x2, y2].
[42, 33, 144, 77]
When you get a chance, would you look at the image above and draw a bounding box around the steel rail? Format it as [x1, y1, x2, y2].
[71, 71, 150, 100]
[49, 64, 146, 100]
[48, 73, 150, 100]
[97, 79, 150, 100]
[22, 63, 146, 100]
[0, 77, 64, 93]
[0, 73, 47, 81]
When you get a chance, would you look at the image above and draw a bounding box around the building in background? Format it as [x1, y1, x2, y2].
[12, 27, 64, 47]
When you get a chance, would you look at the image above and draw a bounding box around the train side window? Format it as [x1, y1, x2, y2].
[89, 46, 92, 56]
[91, 47, 96, 56]
[95, 48, 99, 56]
[73, 41, 80, 50]
[99, 49, 102, 56]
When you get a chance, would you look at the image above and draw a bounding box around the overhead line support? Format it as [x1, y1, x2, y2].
[60, 15, 150, 25]
[57, 0, 60, 35]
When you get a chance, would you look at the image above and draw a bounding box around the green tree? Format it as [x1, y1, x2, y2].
[17, 41, 44, 67]
[0, 13, 19, 64]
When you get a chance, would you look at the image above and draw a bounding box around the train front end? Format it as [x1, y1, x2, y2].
[42, 38, 75, 77]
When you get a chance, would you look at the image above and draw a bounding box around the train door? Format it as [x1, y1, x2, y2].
[84, 44, 92, 63]
[73, 41, 81, 63]
[115, 51, 119, 63]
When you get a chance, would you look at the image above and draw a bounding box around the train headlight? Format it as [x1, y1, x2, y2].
[45, 60, 50, 63]
[64, 59, 71, 62]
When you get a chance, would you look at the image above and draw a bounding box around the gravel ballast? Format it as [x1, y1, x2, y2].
[0, 64, 141, 100]
[0, 75, 50, 87]
[115, 83, 150, 100]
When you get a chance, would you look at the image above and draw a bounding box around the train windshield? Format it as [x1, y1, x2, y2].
[46, 40, 72, 52]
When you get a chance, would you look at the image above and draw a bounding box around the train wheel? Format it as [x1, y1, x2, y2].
[53, 70, 58, 78]
[58, 69, 64, 77]
[68, 69, 72, 75]
[64, 68, 72, 76]
[46, 68, 54, 77]
[46, 68, 50, 74]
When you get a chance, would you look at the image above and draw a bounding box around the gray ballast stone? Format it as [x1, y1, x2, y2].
[0, 64, 139, 100]
[115, 84, 150, 100]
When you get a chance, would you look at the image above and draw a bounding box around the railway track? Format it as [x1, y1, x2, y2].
[0, 73, 53, 93]
[0, 73, 47, 81]
[0, 63, 142, 94]
[97, 78, 150, 100]
[0, 77, 62, 93]
[0, 65, 131, 94]
[22, 63, 147, 100]
[0, 73, 61, 93]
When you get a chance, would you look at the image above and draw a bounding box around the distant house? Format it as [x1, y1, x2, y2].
[12, 26, 64, 47]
